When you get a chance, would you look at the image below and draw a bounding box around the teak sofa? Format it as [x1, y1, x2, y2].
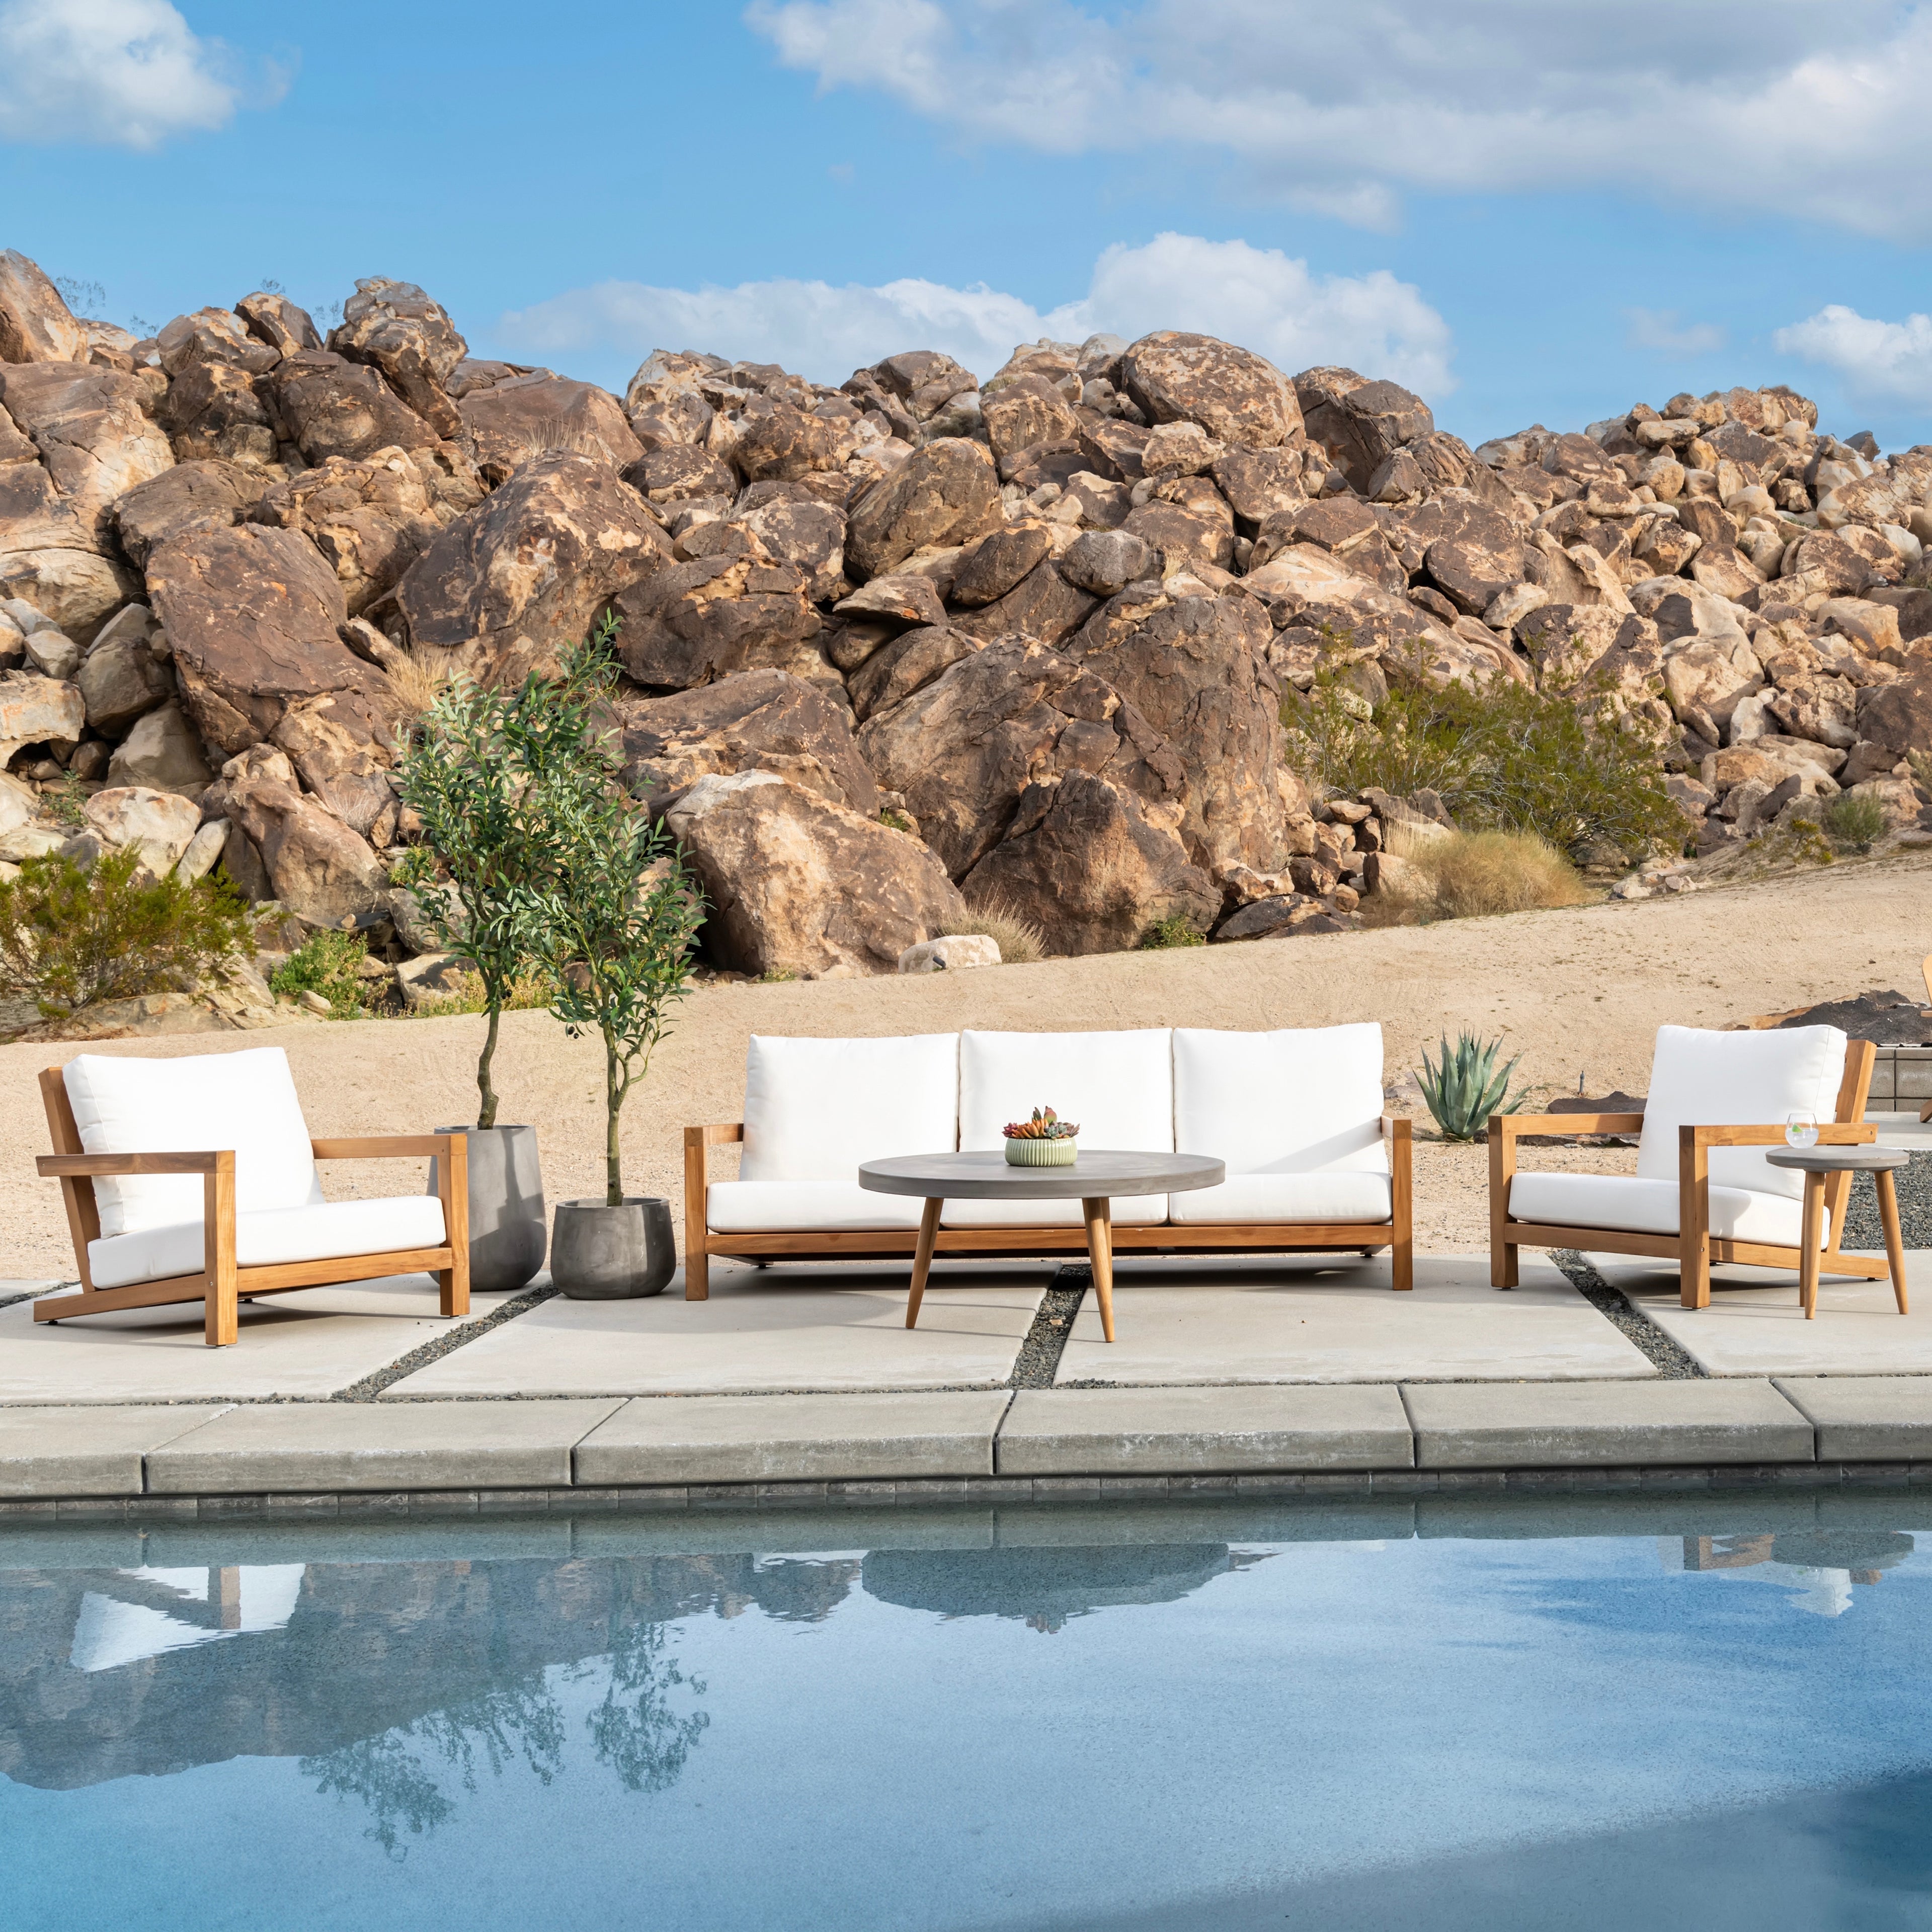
[35, 1047, 469, 1347]
[1491, 1023, 1884, 1310]
[684, 1025, 1413, 1298]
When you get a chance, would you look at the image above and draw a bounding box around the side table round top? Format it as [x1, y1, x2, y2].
[1765, 1147, 1909, 1173]
[858, 1150, 1225, 1201]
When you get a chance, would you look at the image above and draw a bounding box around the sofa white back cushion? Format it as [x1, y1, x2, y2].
[1636, 1024, 1847, 1200]
[63, 1048, 324, 1239]
[739, 1033, 959, 1184]
[1173, 1024, 1387, 1175]
[958, 1030, 1175, 1152]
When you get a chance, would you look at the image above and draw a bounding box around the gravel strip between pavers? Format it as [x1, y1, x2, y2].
[1010, 1267, 1088, 1389]
[1551, 1249, 1707, 1379]
[331, 1280, 561, 1402]
[1842, 1150, 1928, 1250]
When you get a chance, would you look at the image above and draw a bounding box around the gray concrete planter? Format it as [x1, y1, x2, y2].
[552, 1196, 675, 1300]
[428, 1125, 547, 1295]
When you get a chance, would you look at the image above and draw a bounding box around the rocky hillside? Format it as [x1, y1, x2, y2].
[1, 246, 1927, 989]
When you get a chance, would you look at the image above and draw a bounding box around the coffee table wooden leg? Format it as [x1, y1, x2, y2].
[1799, 1172, 1824, 1321]
[905, 1197, 941, 1330]
[1877, 1170, 1910, 1316]
[1082, 1197, 1116, 1343]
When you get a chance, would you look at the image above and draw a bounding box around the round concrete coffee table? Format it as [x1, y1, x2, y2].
[1765, 1146, 1910, 1320]
[858, 1151, 1226, 1343]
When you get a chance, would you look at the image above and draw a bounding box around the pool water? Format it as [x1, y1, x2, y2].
[3, 1493, 1930, 1931]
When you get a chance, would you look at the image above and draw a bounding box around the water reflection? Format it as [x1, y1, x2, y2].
[1667, 1531, 1916, 1618]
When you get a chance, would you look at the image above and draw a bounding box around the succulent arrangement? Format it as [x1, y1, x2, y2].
[1002, 1106, 1080, 1141]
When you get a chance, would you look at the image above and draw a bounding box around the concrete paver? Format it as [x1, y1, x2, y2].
[575, 1391, 1010, 1484]
[1402, 1379, 1814, 1469]
[998, 1385, 1413, 1476]
[1596, 1250, 1932, 1377]
[0, 1403, 232, 1496]
[1774, 1377, 1932, 1461]
[386, 1261, 1051, 1396]
[146, 1398, 624, 1493]
[1053, 1254, 1654, 1384]
[0, 1275, 521, 1404]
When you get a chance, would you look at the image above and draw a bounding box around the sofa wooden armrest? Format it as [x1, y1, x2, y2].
[683, 1124, 744, 1301]
[38, 1150, 231, 1177]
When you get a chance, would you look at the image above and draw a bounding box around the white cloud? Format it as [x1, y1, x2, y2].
[746, 0, 1932, 239]
[1624, 309, 1727, 357]
[0, 0, 275, 148]
[498, 232, 1455, 398]
[1775, 305, 1932, 410]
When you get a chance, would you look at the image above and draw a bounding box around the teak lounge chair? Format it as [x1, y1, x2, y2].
[684, 1026, 1414, 1297]
[1490, 1023, 1883, 1310]
[35, 1047, 469, 1347]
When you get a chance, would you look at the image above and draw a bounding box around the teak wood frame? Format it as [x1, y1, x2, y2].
[1489, 1039, 1886, 1311]
[682, 1116, 1413, 1300]
[34, 1066, 470, 1347]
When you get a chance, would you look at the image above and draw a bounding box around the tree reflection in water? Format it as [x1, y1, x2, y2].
[582, 1618, 709, 1794]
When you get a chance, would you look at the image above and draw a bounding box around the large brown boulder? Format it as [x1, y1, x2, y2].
[76, 604, 174, 735]
[729, 397, 854, 482]
[731, 491, 847, 602]
[951, 558, 1100, 648]
[619, 670, 878, 818]
[1122, 499, 1234, 575]
[0, 253, 87, 364]
[1857, 668, 1932, 763]
[145, 522, 382, 755]
[1119, 334, 1301, 449]
[236, 291, 322, 357]
[1411, 498, 1530, 616]
[113, 459, 264, 568]
[949, 523, 1054, 607]
[612, 543, 824, 691]
[982, 374, 1080, 467]
[1303, 377, 1434, 492]
[329, 279, 466, 437]
[211, 748, 391, 928]
[844, 438, 1000, 581]
[154, 361, 280, 465]
[271, 689, 397, 834]
[458, 373, 642, 485]
[0, 363, 175, 543]
[622, 444, 739, 508]
[395, 452, 669, 684]
[666, 770, 967, 979]
[848, 624, 986, 723]
[1211, 447, 1306, 527]
[269, 352, 440, 466]
[0, 670, 84, 763]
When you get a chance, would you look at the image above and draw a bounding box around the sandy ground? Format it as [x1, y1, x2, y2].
[5, 847, 1928, 1280]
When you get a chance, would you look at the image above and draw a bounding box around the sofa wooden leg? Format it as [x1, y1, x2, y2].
[203, 1162, 238, 1348]
[1491, 1236, 1518, 1291]
[1392, 1231, 1413, 1293]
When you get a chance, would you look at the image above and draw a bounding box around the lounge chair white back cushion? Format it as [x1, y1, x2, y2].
[1173, 1024, 1388, 1174]
[949, 1029, 1172, 1226]
[738, 1033, 959, 1183]
[1636, 1024, 1847, 1200]
[62, 1048, 324, 1239]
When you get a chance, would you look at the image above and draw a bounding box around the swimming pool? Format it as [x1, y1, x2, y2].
[3, 1492, 1929, 1930]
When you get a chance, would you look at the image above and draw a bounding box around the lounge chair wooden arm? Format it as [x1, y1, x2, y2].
[1492, 1112, 1646, 1139]
[683, 1124, 744, 1303]
[310, 1135, 460, 1161]
[37, 1150, 232, 1177]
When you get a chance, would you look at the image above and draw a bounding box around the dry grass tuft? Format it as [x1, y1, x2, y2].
[1363, 823, 1589, 926]
[949, 896, 1046, 964]
[382, 644, 460, 719]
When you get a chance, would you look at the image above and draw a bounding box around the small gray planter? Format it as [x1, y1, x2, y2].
[428, 1125, 547, 1295]
[552, 1196, 675, 1300]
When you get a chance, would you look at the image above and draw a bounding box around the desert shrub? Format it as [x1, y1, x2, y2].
[271, 929, 369, 1017]
[1138, 913, 1208, 950]
[407, 968, 555, 1020]
[1284, 669, 1684, 865]
[1823, 790, 1887, 848]
[950, 897, 1045, 964]
[1418, 1031, 1529, 1142]
[45, 772, 90, 828]
[1373, 827, 1589, 926]
[0, 848, 254, 1022]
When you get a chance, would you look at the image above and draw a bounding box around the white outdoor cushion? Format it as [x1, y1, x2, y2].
[1170, 1171, 1393, 1226]
[1508, 1172, 1819, 1247]
[738, 1033, 959, 1183]
[1636, 1023, 1847, 1201]
[63, 1048, 324, 1239]
[946, 1029, 1173, 1227]
[88, 1196, 448, 1290]
[1173, 1024, 1389, 1176]
[706, 1182, 928, 1234]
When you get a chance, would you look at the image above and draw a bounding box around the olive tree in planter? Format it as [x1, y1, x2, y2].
[390, 654, 607, 1292]
[526, 640, 705, 1299]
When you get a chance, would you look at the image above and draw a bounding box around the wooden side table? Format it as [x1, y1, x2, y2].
[1765, 1147, 1911, 1320]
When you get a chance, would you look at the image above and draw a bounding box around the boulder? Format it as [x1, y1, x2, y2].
[844, 438, 1001, 581]
[154, 360, 279, 466]
[396, 452, 670, 685]
[949, 523, 1054, 607]
[271, 690, 396, 835]
[214, 753, 391, 929]
[1060, 529, 1158, 598]
[0, 546, 137, 647]
[83, 786, 201, 876]
[458, 372, 643, 485]
[174, 817, 229, 882]
[951, 559, 1101, 647]
[1208, 447, 1305, 527]
[666, 769, 968, 978]
[76, 603, 173, 733]
[395, 951, 472, 1012]
[0, 252, 87, 365]
[730, 492, 846, 603]
[622, 444, 739, 507]
[1118, 334, 1301, 449]
[1768, 672, 1859, 750]
[848, 624, 986, 725]
[729, 397, 854, 482]
[834, 574, 947, 628]
[155, 307, 279, 380]
[613, 547, 824, 691]
[1658, 636, 1760, 740]
[1784, 529, 1881, 599]
[1302, 379, 1434, 493]
[1408, 499, 1528, 616]
[1121, 500, 1233, 575]
[105, 700, 213, 797]
[236, 291, 322, 357]
[983, 374, 1081, 466]
[329, 278, 466, 437]
[1856, 668, 1932, 764]
[0, 363, 175, 544]
[268, 352, 440, 466]
[618, 670, 879, 818]
[0, 670, 84, 763]
[898, 934, 1001, 972]
[113, 458, 262, 567]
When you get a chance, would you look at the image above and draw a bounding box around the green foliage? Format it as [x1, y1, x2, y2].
[1138, 913, 1208, 949]
[878, 807, 916, 835]
[1418, 1030, 1530, 1142]
[405, 967, 555, 1021]
[45, 772, 90, 828]
[1283, 667, 1684, 866]
[1823, 790, 1887, 848]
[523, 629, 706, 1205]
[270, 929, 369, 1017]
[0, 847, 254, 1023]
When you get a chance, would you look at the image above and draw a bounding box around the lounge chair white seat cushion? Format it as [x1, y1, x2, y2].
[1169, 1171, 1393, 1226]
[89, 1196, 449, 1290]
[1507, 1173, 1818, 1247]
[739, 1033, 959, 1182]
[706, 1182, 928, 1234]
[946, 1028, 1172, 1226]
[62, 1048, 324, 1237]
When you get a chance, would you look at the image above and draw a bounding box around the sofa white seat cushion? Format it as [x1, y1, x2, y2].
[63, 1048, 324, 1238]
[945, 1028, 1173, 1227]
[1507, 1172, 1818, 1247]
[706, 1182, 928, 1234]
[1170, 1172, 1394, 1226]
[739, 1033, 959, 1183]
[89, 1196, 449, 1291]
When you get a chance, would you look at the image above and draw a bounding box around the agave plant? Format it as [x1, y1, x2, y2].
[1002, 1106, 1080, 1141]
[1417, 1032, 1528, 1142]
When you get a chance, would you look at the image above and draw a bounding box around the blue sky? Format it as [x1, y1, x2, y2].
[6, 1, 1932, 450]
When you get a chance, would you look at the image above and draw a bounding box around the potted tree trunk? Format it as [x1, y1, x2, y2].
[527, 625, 705, 1299]
[391, 654, 604, 1293]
